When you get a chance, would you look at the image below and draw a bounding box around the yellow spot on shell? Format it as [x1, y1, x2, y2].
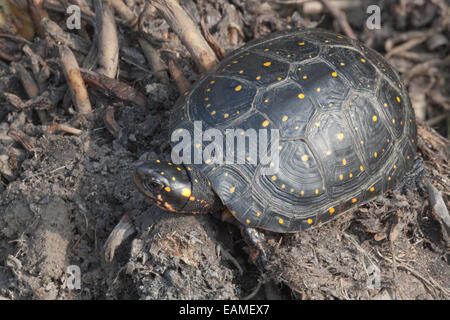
[340, 62, 345, 66]
[351, 198, 357, 203]
[329, 207, 335, 214]
[349, 173, 353, 178]
[263, 62, 272, 67]
[396, 96, 401, 102]
[372, 115, 378, 122]
[230, 187, 235, 193]
[315, 189, 319, 195]
[164, 187, 171, 192]
[370, 186, 375, 192]
[316, 88, 321, 92]
[332, 72, 338, 77]
[256, 76, 261, 80]
[374, 152, 378, 158]
[172, 177, 176, 181]
[298, 93, 305, 99]
[256, 212, 261, 217]
[210, 80, 215, 84]
[300, 190, 305, 196]
[211, 110, 216, 115]
[239, 70, 244, 74]
[361, 58, 366, 63]
[303, 75, 308, 79]
[281, 184, 285, 189]
[360, 166, 364, 171]
[262, 120, 269, 127]
[264, 99, 269, 103]
[298, 42, 305, 45]
[302, 155, 309, 162]
[388, 176, 391, 181]
[156, 160, 160, 163]
[337, 133, 344, 140]
[279, 218, 284, 224]
[307, 218, 313, 224]
[277, 77, 282, 81]
[271, 176, 277, 181]
[393, 164, 397, 169]
[282, 115, 288, 122]
[342, 158, 347, 165]
[339, 174, 343, 181]
[315, 122, 320, 127]
[235, 85, 242, 91]
[160, 172, 165, 175]
[224, 113, 229, 118]
[246, 219, 250, 224]
[181, 188, 191, 197]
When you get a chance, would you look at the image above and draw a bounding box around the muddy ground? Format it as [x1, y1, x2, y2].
[0, 0, 449, 299]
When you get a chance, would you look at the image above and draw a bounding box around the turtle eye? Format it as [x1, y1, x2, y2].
[144, 180, 164, 193]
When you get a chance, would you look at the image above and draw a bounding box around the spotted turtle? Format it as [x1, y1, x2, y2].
[134, 29, 423, 269]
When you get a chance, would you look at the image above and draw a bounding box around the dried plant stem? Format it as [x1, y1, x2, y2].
[168, 59, 191, 93]
[59, 45, 92, 114]
[93, 0, 119, 79]
[153, 0, 218, 72]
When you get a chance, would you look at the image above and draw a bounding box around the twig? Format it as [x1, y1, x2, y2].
[49, 123, 83, 135]
[104, 214, 135, 262]
[110, 0, 138, 27]
[153, 0, 218, 72]
[58, 45, 92, 114]
[426, 181, 450, 239]
[43, 0, 96, 26]
[12, 63, 39, 98]
[7, 129, 36, 152]
[93, 0, 119, 79]
[168, 59, 191, 93]
[386, 34, 431, 59]
[40, 18, 91, 55]
[320, 0, 356, 39]
[104, 105, 121, 137]
[376, 250, 450, 297]
[0, 33, 33, 45]
[138, 38, 170, 84]
[27, 0, 49, 38]
[80, 68, 147, 107]
[200, 18, 226, 61]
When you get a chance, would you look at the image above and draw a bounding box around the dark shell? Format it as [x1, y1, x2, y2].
[170, 29, 417, 233]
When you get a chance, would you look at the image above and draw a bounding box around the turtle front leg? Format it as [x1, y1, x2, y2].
[239, 225, 268, 273]
[216, 208, 268, 273]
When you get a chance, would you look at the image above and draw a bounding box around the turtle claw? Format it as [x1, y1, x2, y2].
[240, 226, 268, 273]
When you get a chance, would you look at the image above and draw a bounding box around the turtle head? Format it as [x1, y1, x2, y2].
[134, 161, 222, 214]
